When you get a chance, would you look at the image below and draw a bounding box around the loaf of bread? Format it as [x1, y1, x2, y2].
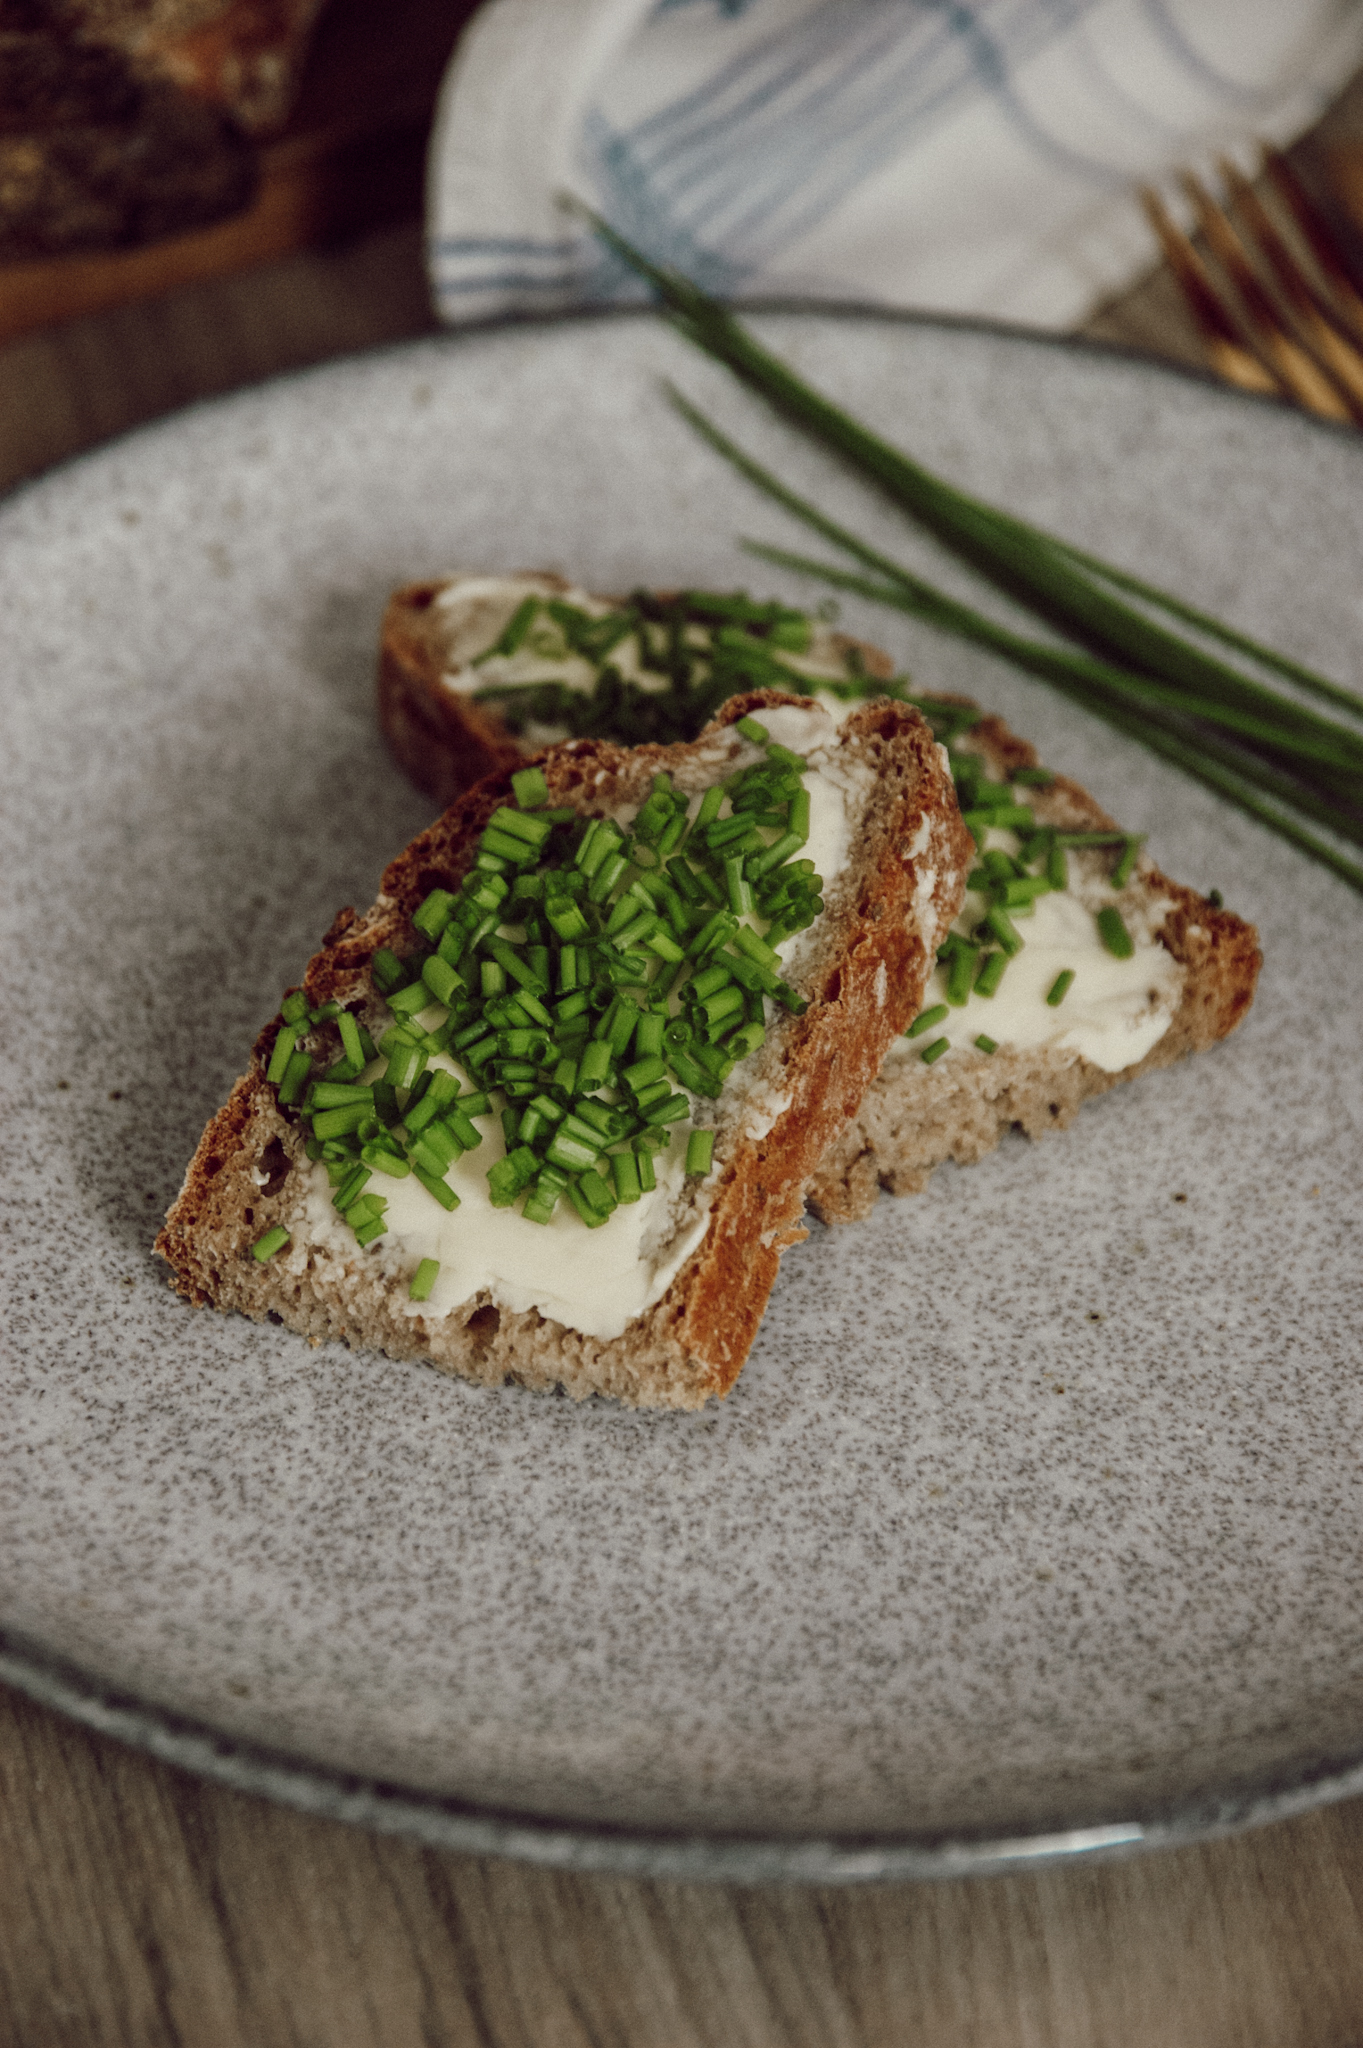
[375, 573, 1261, 1228]
[0, 0, 325, 258]
[157, 691, 971, 1408]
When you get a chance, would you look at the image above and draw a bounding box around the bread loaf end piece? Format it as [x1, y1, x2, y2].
[158, 691, 971, 1407]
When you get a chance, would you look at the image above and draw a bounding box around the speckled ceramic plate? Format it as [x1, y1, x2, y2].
[4, 312, 1363, 1884]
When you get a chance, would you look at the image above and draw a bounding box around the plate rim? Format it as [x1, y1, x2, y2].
[6, 304, 1361, 1883]
[10, 1624, 1363, 1884]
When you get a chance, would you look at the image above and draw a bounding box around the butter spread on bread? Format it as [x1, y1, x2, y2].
[158, 693, 971, 1407]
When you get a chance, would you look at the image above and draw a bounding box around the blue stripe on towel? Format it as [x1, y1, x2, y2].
[581, 0, 1120, 286]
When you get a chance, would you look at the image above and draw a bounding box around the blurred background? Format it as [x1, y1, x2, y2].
[5, 0, 1363, 495]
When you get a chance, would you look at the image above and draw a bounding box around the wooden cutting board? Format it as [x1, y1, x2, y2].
[0, 0, 482, 346]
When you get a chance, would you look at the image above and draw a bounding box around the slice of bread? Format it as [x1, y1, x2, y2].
[805, 701, 1262, 1223]
[378, 573, 884, 809]
[156, 692, 972, 1409]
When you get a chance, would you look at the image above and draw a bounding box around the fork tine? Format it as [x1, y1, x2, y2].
[1139, 186, 1283, 400]
[1178, 171, 1354, 423]
[1217, 155, 1363, 419]
[1262, 145, 1363, 343]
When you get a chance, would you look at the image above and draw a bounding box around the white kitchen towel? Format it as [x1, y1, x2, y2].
[427, 0, 1363, 333]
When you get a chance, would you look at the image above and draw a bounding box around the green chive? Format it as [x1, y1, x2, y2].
[974, 1034, 998, 1054]
[409, 1258, 440, 1301]
[576, 215, 1363, 895]
[974, 951, 1008, 998]
[945, 947, 975, 1006]
[337, 1011, 365, 1070]
[1096, 907, 1135, 958]
[252, 1225, 290, 1261]
[266, 1022, 299, 1086]
[278, 1050, 312, 1106]
[906, 1003, 949, 1039]
[511, 766, 549, 808]
[920, 1037, 950, 1065]
[686, 1129, 715, 1175]
[411, 1164, 459, 1211]
[984, 906, 1024, 956]
[1046, 969, 1076, 1007]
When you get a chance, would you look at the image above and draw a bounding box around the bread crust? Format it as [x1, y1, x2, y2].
[157, 691, 972, 1407]
[805, 703, 1262, 1222]
[378, 576, 571, 806]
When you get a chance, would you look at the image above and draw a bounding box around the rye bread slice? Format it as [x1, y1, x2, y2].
[805, 704, 1262, 1223]
[377, 573, 891, 809]
[156, 691, 971, 1409]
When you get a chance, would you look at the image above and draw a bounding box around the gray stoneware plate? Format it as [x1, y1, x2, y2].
[3, 311, 1362, 1885]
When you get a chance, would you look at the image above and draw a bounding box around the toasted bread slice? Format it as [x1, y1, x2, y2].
[157, 692, 971, 1409]
[378, 573, 889, 809]
[805, 703, 1261, 1222]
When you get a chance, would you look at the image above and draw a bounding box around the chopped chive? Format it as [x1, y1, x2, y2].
[409, 1258, 440, 1302]
[984, 905, 1024, 956]
[920, 1037, 950, 1065]
[278, 1050, 313, 1106]
[1046, 969, 1076, 1007]
[691, 784, 723, 834]
[361, 1142, 410, 1177]
[511, 765, 549, 808]
[974, 1034, 998, 1054]
[974, 951, 1008, 998]
[388, 981, 432, 1018]
[945, 947, 975, 1006]
[252, 1225, 290, 1261]
[1111, 836, 1143, 889]
[413, 889, 457, 940]
[337, 1010, 365, 1069]
[685, 1129, 715, 1175]
[333, 1166, 371, 1214]
[906, 1003, 949, 1039]
[412, 1163, 459, 1211]
[266, 1022, 299, 1086]
[736, 715, 769, 743]
[1096, 907, 1135, 958]
[577, 1168, 617, 1217]
[422, 956, 463, 1007]
[311, 1081, 373, 1110]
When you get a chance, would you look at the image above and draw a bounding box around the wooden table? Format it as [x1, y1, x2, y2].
[7, 97, 1363, 2048]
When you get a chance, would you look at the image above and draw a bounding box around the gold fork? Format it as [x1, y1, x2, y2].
[1139, 148, 1363, 427]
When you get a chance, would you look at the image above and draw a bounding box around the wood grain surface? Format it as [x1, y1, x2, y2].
[6, 184, 1363, 2048]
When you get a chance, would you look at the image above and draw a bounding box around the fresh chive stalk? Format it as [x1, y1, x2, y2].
[574, 207, 1363, 895]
